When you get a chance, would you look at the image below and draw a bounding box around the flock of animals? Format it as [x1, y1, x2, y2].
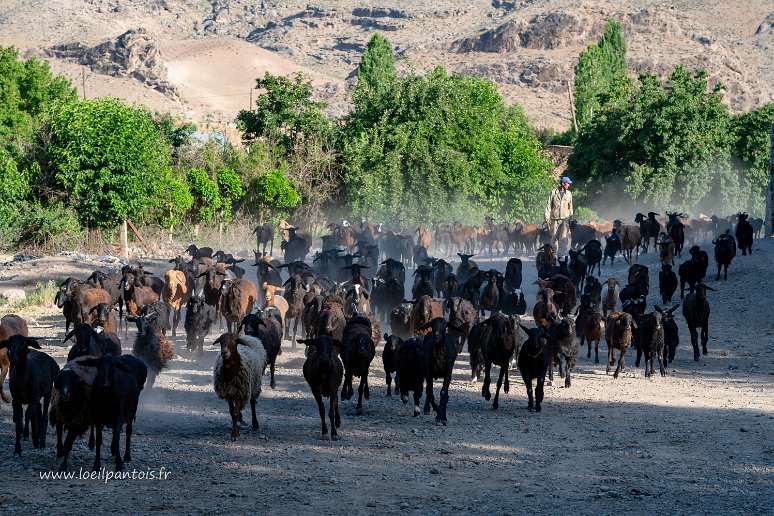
[0, 211, 762, 472]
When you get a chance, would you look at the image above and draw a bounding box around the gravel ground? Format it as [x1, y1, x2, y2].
[1, 239, 772, 514]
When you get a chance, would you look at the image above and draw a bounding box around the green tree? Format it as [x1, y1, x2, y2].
[186, 168, 221, 224]
[152, 112, 196, 150]
[573, 19, 630, 130]
[0, 46, 76, 154]
[250, 168, 300, 222]
[351, 34, 397, 129]
[235, 72, 331, 156]
[216, 167, 245, 223]
[47, 97, 172, 227]
[731, 103, 774, 216]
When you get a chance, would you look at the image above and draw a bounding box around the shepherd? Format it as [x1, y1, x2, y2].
[544, 176, 574, 254]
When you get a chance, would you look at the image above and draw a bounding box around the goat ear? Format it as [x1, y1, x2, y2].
[88, 305, 98, 314]
[26, 337, 41, 349]
[63, 329, 76, 343]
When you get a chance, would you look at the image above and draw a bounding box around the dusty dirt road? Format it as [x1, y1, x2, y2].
[0, 239, 772, 514]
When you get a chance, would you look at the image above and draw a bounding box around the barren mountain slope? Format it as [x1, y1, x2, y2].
[1, 0, 772, 130]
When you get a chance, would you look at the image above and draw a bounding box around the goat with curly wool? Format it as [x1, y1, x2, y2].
[213, 333, 267, 441]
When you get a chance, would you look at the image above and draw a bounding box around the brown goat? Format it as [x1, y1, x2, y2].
[533, 288, 560, 333]
[605, 311, 637, 379]
[621, 225, 642, 264]
[408, 295, 443, 336]
[602, 278, 620, 317]
[656, 233, 676, 266]
[344, 284, 371, 317]
[315, 296, 347, 342]
[415, 226, 432, 249]
[122, 274, 159, 318]
[589, 220, 614, 235]
[163, 269, 188, 337]
[262, 283, 288, 326]
[578, 308, 604, 363]
[0, 314, 28, 403]
[88, 303, 119, 334]
[221, 278, 258, 334]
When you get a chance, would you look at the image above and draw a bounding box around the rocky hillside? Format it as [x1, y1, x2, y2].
[0, 0, 772, 130]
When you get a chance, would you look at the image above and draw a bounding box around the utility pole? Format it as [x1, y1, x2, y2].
[767, 122, 774, 237]
[249, 88, 253, 110]
[81, 68, 86, 99]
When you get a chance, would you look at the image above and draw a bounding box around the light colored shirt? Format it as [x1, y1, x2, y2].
[545, 187, 573, 221]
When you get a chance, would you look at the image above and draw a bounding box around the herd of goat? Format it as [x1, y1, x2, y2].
[0, 211, 762, 472]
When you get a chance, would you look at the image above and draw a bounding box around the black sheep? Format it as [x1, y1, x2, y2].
[299, 336, 343, 440]
[659, 263, 678, 304]
[0, 336, 59, 455]
[735, 213, 753, 255]
[340, 314, 376, 415]
[516, 326, 549, 412]
[712, 231, 736, 280]
[419, 318, 459, 425]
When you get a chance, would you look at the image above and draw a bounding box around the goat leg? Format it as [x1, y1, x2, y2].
[482, 361, 492, 401]
[493, 366, 506, 410]
[313, 390, 327, 436]
[250, 396, 259, 430]
[123, 420, 133, 463]
[93, 424, 103, 471]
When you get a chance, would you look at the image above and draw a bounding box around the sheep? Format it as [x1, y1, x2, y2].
[419, 318, 459, 425]
[0, 314, 29, 404]
[576, 294, 603, 363]
[262, 283, 288, 326]
[682, 283, 715, 361]
[389, 303, 413, 340]
[212, 333, 267, 441]
[162, 269, 188, 337]
[712, 230, 736, 280]
[240, 311, 283, 389]
[49, 361, 98, 471]
[299, 335, 344, 440]
[0, 336, 59, 455]
[602, 229, 622, 266]
[582, 240, 602, 277]
[64, 323, 122, 361]
[394, 336, 425, 416]
[605, 312, 637, 379]
[659, 264, 678, 304]
[479, 313, 520, 409]
[735, 212, 754, 255]
[339, 314, 376, 414]
[407, 295, 444, 337]
[88, 303, 119, 334]
[446, 297, 478, 353]
[598, 279, 619, 319]
[127, 312, 174, 388]
[546, 316, 578, 388]
[184, 296, 216, 356]
[77, 353, 147, 471]
[219, 278, 258, 335]
[533, 288, 560, 333]
[621, 225, 641, 264]
[634, 311, 666, 377]
[655, 304, 680, 364]
[516, 325, 549, 412]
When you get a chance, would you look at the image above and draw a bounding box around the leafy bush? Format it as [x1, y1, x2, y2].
[573, 206, 600, 224]
[186, 168, 221, 223]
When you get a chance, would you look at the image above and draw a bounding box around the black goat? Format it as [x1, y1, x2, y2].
[504, 258, 523, 290]
[666, 212, 686, 258]
[568, 249, 588, 291]
[389, 304, 413, 340]
[583, 275, 602, 311]
[602, 230, 622, 266]
[678, 247, 708, 299]
[712, 231, 736, 280]
[253, 223, 275, 256]
[299, 336, 343, 440]
[682, 283, 715, 360]
[635, 212, 661, 253]
[655, 304, 680, 364]
[546, 317, 578, 388]
[395, 337, 425, 416]
[659, 263, 678, 304]
[77, 354, 147, 471]
[479, 313, 520, 410]
[419, 318, 459, 425]
[127, 313, 174, 388]
[382, 334, 401, 396]
[516, 325, 549, 412]
[635, 311, 666, 377]
[446, 297, 478, 353]
[582, 240, 602, 276]
[0, 336, 59, 455]
[339, 314, 376, 415]
[240, 311, 283, 389]
[735, 213, 753, 255]
[65, 323, 122, 361]
[184, 296, 216, 356]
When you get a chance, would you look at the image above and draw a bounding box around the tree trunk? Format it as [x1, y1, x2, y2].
[767, 122, 774, 238]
